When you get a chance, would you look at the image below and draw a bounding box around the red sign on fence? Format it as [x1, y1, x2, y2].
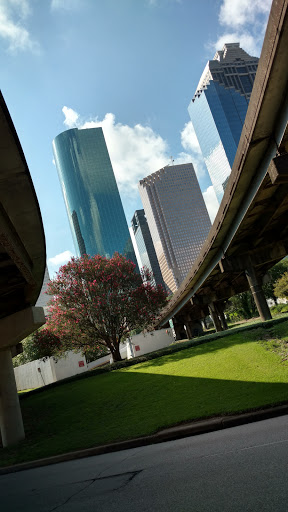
[135, 345, 140, 351]
[78, 360, 85, 367]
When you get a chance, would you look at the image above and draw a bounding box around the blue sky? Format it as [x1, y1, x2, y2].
[0, 0, 272, 276]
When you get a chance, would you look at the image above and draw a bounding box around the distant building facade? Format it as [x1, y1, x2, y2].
[138, 163, 211, 293]
[188, 43, 259, 203]
[52, 127, 137, 264]
[130, 209, 164, 288]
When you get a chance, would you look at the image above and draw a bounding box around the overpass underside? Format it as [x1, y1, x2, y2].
[170, 149, 288, 339]
[156, 0, 288, 338]
[0, 93, 46, 448]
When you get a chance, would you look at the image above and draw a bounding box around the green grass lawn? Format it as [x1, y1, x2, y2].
[1, 321, 288, 467]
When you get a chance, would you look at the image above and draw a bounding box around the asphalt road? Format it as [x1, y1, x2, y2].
[1, 415, 288, 511]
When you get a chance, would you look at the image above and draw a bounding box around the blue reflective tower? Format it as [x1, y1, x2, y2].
[53, 127, 137, 264]
[188, 43, 258, 203]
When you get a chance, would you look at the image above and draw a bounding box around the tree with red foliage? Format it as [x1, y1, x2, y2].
[46, 253, 167, 362]
[30, 327, 62, 359]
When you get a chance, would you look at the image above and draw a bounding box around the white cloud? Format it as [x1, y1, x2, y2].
[203, 186, 219, 223]
[62, 107, 206, 200]
[0, 0, 40, 53]
[62, 106, 79, 128]
[181, 121, 201, 155]
[219, 0, 271, 28]
[177, 122, 207, 178]
[213, 32, 258, 57]
[211, 0, 272, 57]
[48, 250, 74, 267]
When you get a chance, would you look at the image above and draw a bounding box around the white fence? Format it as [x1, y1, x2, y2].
[14, 351, 88, 391]
[126, 329, 174, 359]
[15, 332, 172, 390]
[15, 344, 129, 390]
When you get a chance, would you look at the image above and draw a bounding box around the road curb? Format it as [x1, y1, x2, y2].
[1, 403, 288, 475]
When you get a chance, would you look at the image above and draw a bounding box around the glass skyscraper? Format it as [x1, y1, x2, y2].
[139, 163, 211, 294]
[188, 43, 258, 203]
[53, 127, 137, 263]
[130, 209, 164, 288]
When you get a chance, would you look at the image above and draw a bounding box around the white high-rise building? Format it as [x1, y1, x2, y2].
[138, 163, 211, 293]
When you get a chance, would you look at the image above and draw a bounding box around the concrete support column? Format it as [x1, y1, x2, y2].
[219, 308, 228, 330]
[173, 317, 187, 340]
[245, 261, 272, 321]
[173, 325, 184, 340]
[185, 319, 203, 339]
[208, 303, 223, 332]
[184, 322, 193, 340]
[216, 302, 228, 330]
[0, 348, 25, 447]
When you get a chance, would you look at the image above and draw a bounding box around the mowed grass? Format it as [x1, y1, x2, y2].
[1, 322, 288, 467]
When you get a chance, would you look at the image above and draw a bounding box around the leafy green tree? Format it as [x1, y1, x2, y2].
[13, 328, 61, 367]
[263, 259, 288, 303]
[46, 253, 167, 362]
[225, 291, 258, 322]
[274, 271, 288, 300]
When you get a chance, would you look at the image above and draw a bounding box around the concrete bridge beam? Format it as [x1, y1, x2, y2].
[0, 348, 25, 448]
[215, 302, 228, 330]
[174, 325, 186, 340]
[184, 319, 203, 339]
[173, 316, 187, 340]
[208, 302, 224, 333]
[0, 306, 45, 447]
[245, 261, 272, 321]
[220, 254, 272, 322]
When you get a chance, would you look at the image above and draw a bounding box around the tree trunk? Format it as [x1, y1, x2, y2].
[111, 344, 122, 362]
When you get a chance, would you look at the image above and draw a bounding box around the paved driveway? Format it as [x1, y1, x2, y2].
[1, 415, 288, 511]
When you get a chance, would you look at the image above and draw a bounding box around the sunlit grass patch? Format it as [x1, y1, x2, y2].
[1, 320, 288, 468]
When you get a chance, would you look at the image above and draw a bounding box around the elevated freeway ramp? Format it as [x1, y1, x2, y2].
[0, 92, 46, 447]
[156, 0, 288, 337]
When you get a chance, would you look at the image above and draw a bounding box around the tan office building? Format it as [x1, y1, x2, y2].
[138, 163, 211, 293]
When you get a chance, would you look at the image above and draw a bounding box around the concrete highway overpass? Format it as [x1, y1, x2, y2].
[0, 92, 46, 447]
[156, 0, 288, 338]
